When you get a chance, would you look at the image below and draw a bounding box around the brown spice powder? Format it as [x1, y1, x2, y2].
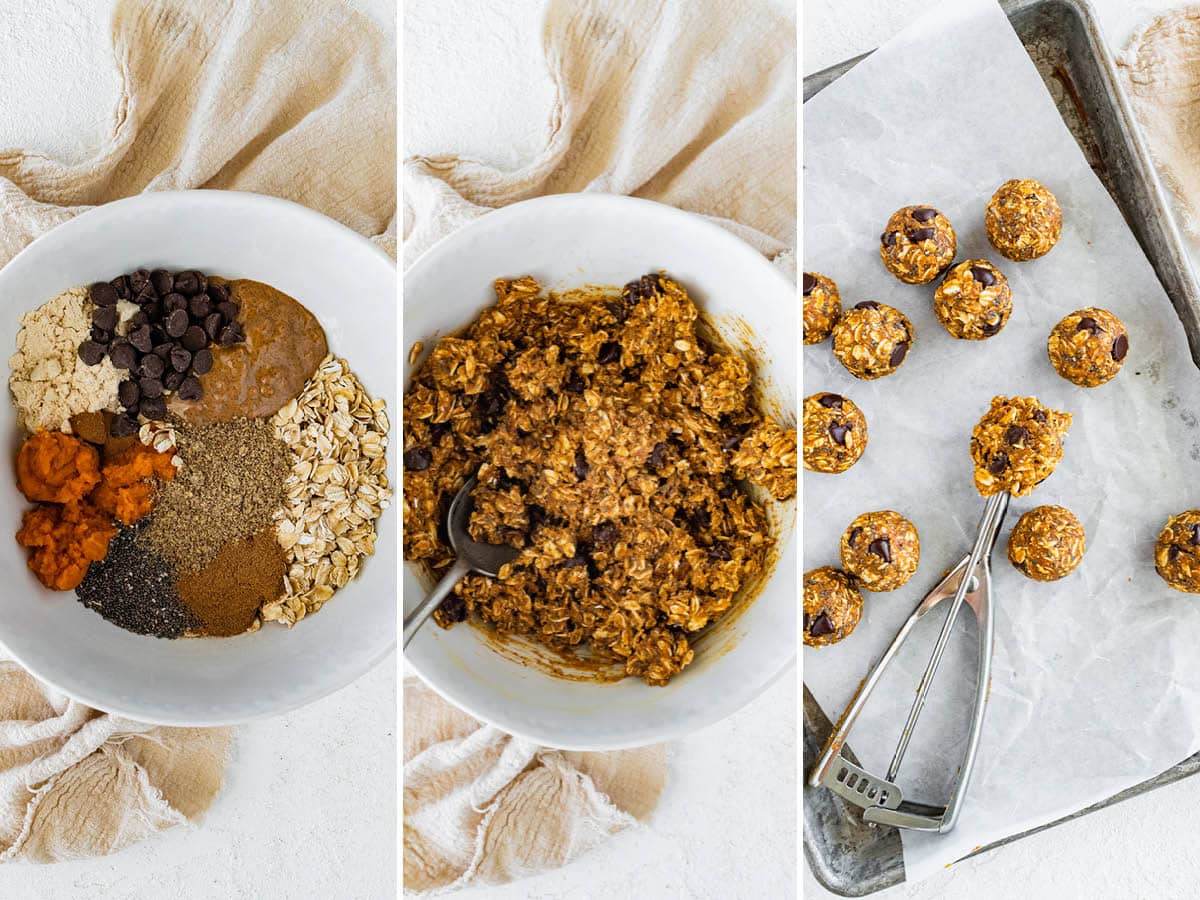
[176, 528, 285, 636]
[144, 417, 289, 575]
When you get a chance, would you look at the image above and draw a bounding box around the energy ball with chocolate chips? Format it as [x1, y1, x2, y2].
[1007, 505, 1086, 581]
[803, 272, 841, 345]
[840, 510, 920, 591]
[803, 392, 867, 474]
[804, 566, 862, 648]
[933, 260, 1012, 340]
[1155, 510, 1200, 593]
[879, 205, 956, 284]
[1047, 307, 1129, 387]
[985, 179, 1063, 261]
[831, 301, 913, 379]
[970, 395, 1072, 497]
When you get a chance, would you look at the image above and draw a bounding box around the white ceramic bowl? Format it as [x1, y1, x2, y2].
[0, 190, 397, 725]
[404, 194, 796, 750]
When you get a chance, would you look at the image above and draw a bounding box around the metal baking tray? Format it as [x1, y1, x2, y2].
[803, 0, 1200, 894]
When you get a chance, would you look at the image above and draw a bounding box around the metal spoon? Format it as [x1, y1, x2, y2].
[402, 475, 520, 649]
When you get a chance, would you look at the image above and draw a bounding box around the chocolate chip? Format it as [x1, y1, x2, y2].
[218, 322, 244, 345]
[176, 375, 203, 401]
[889, 342, 909, 367]
[163, 293, 188, 315]
[988, 451, 1009, 475]
[1191, 525, 1200, 546]
[138, 376, 164, 399]
[848, 527, 862, 545]
[563, 553, 588, 568]
[1032, 408, 1048, 424]
[204, 312, 223, 341]
[817, 393, 844, 409]
[129, 269, 151, 294]
[139, 353, 165, 379]
[1005, 425, 1029, 445]
[1169, 545, 1182, 563]
[139, 395, 167, 420]
[217, 300, 240, 321]
[868, 537, 892, 563]
[593, 522, 617, 544]
[170, 346, 192, 372]
[1076, 317, 1102, 335]
[829, 422, 851, 445]
[150, 269, 174, 296]
[192, 347, 213, 375]
[803, 273, 816, 295]
[803, 612, 812, 630]
[854, 301, 880, 311]
[109, 340, 138, 371]
[810, 612, 835, 637]
[646, 441, 668, 471]
[598, 341, 622, 364]
[153, 343, 173, 360]
[90, 281, 119, 307]
[118, 380, 140, 408]
[563, 371, 586, 393]
[574, 448, 590, 480]
[981, 320, 1002, 336]
[622, 274, 660, 302]
[164, 370, 185, 391]
[707, 543, 732, 561]
[110, 413, 138, 437]
[439, 594, 467, 623]
[143, 301, 163, 323]
[165, 308, 189, 338]
[912, 207, 937, 222]
[970, 266, 997, 286]
[182, 325, 208, 351]
[1112, 334, 1129, 362]
[208, 282, 230, 305]
[129, 324, 154, 353]
[78, 341, 106, 366]
[110, 275, 131, 301]
[881, 231, 898, 248]
[133, 283, 158, 306]
[404, 447, 432, 471]
[173, 270, 205, 296]
[128, 310, 149, 330]
[909, 227, 936, 242]
[90, 325, 111, 344]
[188, 294, 213, 319]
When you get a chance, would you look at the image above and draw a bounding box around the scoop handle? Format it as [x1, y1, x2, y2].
[403, 557, 472, 650]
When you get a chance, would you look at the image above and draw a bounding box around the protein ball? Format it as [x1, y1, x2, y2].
[803, 566, 862, 648]
[803, 272, 841, 345]
[879, 205, 956, 284]
[840, 510, 920, 592]
[985, 178, 1062, 261]
[1007, 505, 1086, 581]
[1047, 307, 1129, 387]
[933, 259, 1012, 340]
[803, 392, 867, 474]
[831, 301, 913, 380]
[969, 395, 1072, 497]
[1155, 510, 1200, 593]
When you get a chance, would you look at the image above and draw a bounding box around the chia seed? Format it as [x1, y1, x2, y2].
[75, 524, 198, 638]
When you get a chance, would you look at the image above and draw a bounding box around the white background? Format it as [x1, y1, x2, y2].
[805, 1, 1200, 899]
[0, 2, 395, 899]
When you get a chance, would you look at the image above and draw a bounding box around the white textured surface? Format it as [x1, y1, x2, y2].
[0, 1, 396, 898]
[805, 0, 1200, 897]
[404, 0, 797, 897]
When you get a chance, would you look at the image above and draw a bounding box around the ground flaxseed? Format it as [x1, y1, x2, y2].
[144, 417, 289, 575]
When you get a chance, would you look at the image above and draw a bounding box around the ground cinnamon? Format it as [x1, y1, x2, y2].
[175, 527, 285, 636]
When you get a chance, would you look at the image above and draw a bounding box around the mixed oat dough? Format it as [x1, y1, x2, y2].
[970, 395, 1071, 497]
[879, 205, 956, 284]
[831, 301, 913, 380]
[985, 178, 1062, 261]
[802, 392, 867, 474]
[933, 259, 1012, 340]
[1047, 307, 1129, 387]
[402, 273, 797, 686]
[1155, 511, 1200, 593]
[840, 510, 920, 592]
[1007, 505, 1085, 581]
[803, 272, 841, 344]
[803, 566, 861, 648]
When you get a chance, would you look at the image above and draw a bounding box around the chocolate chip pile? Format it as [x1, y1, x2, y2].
[76, 269, 246, 436]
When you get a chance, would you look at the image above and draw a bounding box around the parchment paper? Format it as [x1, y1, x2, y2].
[804, 0, 1200, 881]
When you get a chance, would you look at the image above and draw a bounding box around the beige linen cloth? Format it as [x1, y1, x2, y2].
[0, 0, 394, 862]
[1118, 7, 1200, 242]
[403, 0, 794, 892]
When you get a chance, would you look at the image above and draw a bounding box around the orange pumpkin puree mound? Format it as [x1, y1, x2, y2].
[17, 501, 117, 591]
[16, 431, 101, 504]
[91, 442, 177, 525]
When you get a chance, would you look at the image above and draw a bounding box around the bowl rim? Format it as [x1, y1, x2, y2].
[0, 188, 397, 726]
[402, 191, 796, 749]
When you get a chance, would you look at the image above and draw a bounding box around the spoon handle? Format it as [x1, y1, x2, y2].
[403, 558, 472, 650]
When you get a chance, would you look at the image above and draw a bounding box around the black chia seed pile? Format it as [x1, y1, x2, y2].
[76, 523, 198, 638]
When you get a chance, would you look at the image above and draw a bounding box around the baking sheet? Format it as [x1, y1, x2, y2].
[803, 0, 1200, 882]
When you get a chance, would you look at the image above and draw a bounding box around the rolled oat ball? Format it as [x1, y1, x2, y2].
[985, 179, 1062, 261]
[831, 301, 913, 380]
[879, 205, 957, 284]
[802, 392, 868, 474]
[840, 510, 920, 591]
[803, 272, 841, 345]
[1007, 505, 1085, 581]
[803, 566, 862, 648]
[1047, 307, 1129, 387]
[1155, 510, 1200, 593]
[969, 395, 1072, 497]
[933, 260, 1012, 340]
